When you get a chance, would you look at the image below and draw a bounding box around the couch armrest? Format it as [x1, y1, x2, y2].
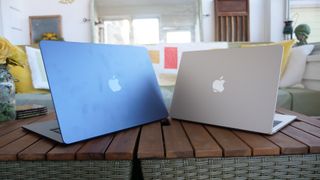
[306, 54, 320, 62]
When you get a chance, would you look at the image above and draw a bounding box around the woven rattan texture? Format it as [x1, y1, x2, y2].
[141, 154, 320, 179]
[0, 160, 132, 179]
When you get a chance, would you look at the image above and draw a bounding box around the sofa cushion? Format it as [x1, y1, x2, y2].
[284, 88, 320, 116]
[25, 46, 49, 89]
[10, 45, 48, 94]
[276, 89, 292, 110]
[280, 44, 314, 87]
[160, 85, 175, 110]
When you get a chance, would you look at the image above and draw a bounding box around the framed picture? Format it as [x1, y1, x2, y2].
[29, 15, 62, 44]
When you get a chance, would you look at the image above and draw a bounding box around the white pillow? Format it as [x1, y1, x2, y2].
[25, 46, 49, 89]
[280, 45, 314, 88]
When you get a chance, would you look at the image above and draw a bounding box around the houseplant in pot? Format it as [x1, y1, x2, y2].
[0, 37, 25, 122]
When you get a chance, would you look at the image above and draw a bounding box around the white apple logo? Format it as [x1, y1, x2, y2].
[212, 76, 226, 93]
[108, 76, 122, 92]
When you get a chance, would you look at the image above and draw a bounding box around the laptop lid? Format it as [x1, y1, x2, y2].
[39, 41, 168, 144]
[170, 45, 283, 134]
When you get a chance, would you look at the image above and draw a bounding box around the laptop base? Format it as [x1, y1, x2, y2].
[271, 113, 296, 134]
[23, 120, 63, 143]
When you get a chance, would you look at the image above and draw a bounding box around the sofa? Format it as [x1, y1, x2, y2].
[15, 42, 320, 116]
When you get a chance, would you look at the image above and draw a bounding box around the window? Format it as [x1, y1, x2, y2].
[104, 19, 130, 44]
[103, 18, 160, 45]
[166, 31, 192, 43]
[132, 18, 159, 44]
[289, 0, 320, 42]
[102, 17, 197, 44]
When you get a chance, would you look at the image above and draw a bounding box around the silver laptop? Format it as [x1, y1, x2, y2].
[170, 45, 296, 134]
[23, 41, 168, 144]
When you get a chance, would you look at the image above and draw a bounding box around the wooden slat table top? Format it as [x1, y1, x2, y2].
[162, 120, 194, 158]
[138, 122, 164, 159]
[138, 109, 320, 159]
[0, 108, 320, 161]
[0, 113, 140, 161]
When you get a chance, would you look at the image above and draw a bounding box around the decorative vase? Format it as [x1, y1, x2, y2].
[0, 64, 16, 122]
[283, 20, 293, 40]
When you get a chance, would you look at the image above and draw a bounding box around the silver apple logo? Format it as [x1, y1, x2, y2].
[212, 76, 226, 93]
[108, 76, 122, 92]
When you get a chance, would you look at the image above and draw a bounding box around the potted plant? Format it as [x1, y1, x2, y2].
[0, 37, 25, 122]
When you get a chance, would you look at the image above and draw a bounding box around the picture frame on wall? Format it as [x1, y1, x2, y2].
[29, 15, 62, 44]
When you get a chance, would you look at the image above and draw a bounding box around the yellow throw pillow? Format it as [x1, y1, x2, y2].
[8, 46, 48, 94]
[241, 40, 295, 77]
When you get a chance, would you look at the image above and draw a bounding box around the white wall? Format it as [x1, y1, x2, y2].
[0, 0, 27, 44]
[249, 0, 268, 42]
[201, 0, 214, 42]
[0, 1, 3, 36]
[249, 0, 286, 42]
[24, 0, 91, 44]
[269, 0, 287, 41]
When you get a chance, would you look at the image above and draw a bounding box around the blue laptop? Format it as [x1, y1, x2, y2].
[23, 41, 168, 144]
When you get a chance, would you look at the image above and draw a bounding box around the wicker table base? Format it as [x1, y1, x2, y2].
[0, 160, 132, 179]
[141, 154, 320, 179]
[138, 108, 320, 179]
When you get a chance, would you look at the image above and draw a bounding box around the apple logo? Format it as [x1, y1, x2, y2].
[212, 76, 226, 93]
[108, 76, 122, 92]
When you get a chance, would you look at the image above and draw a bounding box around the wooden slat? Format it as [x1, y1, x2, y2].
[163, 120, 193, 158]
[0, 133, 40, 160]
[0, 118, 35, 131]
[220, 17, 224, 41]
[222, 16, 226, 41]
[291, 121, 320, 138]
[233, 130, 280, 156]
[18, 139, 56, 160]
[0, 113, 55, 137]
[0, 128, 28, 148]
[0, 119, 22, 129]
[47, 143, 84, 160]
[217, 16, 221, 41]
[231, 16, 235, 41]
[206, 126, 251, 157]
[239, 16, 243, 41]
[265, 132, 308, 154]
[182, 122, 222, 157]
[281, 126, 320, 153]
[235, 16, 239, 41]
[277, 108, 320, 128]
[105, 127, 140, 160]
[138, 122, 164, 159]
[76, 135, 113, 160]
[225, 16, 229, 41]
[242, 16, 246, 41]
